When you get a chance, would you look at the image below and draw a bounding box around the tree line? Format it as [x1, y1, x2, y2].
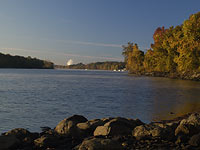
[57, 61, 125, 70]
[122, 11, 200, 78]
[0, 52, 54, 69]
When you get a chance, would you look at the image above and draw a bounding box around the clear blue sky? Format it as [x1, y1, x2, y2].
[0, 0, 199, 65]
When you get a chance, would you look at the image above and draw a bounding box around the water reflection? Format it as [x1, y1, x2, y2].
[1, 69, 200, 132]
[150, 78, 200, 121]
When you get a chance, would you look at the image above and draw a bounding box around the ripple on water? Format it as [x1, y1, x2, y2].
[0, 69, 200, 133]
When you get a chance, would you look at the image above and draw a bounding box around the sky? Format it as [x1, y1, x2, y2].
[0, 0, 199, 65]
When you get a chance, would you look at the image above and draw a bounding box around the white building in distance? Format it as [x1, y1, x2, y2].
[67, 59, 73, 66]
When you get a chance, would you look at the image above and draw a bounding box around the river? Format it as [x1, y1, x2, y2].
[0, 69, 200, 133]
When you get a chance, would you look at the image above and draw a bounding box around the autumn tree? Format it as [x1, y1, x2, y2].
[143, 49, 157, 72]
[122, 43, 144, 73]
[175, 12, 200, 73]
[123, 11, 200, 77]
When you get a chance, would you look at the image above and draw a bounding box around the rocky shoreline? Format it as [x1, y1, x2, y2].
[129, 71, 200, 81]
[1, 113, 200, 150]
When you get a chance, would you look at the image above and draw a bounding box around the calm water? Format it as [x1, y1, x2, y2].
[1, 69, 200, 133]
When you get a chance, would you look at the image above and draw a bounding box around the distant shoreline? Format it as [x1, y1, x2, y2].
[55, 61, 125, 71]
[0, 52, 54, 69]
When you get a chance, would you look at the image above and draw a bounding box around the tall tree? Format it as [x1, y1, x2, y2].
[122, 43, 144, 73]
[176, 12, 200, 73]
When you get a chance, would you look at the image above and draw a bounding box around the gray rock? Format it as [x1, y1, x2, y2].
[175, 123, 190, 135]
[0, 135, 19, 150]
[152, 122, 178, 130]
[151, 122, 177, 140]
[132, 124, 168, 140]
[104, 117, 141, 129]
[77, 119, 105, 137]
[77, 119, 104, 130]
[175, 113, 200, 137]
[94, 126, 110, 136]
[34, 134, 59, 148]
[175, 135, 188, 144]
[55, 115, 88, 136]
[4, 128, 32, 139]
[132, 125, 152, 139]
[3, 128, 38, 146]
[76, 138, 123, 150]
[94, 117, 142, 137]
[101, 117, 114, 123]
[188, 133, 200, 147]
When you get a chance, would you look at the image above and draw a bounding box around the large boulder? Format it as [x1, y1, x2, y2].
[150, 122, 178, 140]
[4, 128, 32, 139]
[132, 125, 151, 139]
[34, 134, 59, 148]
[132, 124, 170, 140]
[76, 138, 123, 150]
[55, 115, 88, 137]
[175, 113, 200, 137]
[0, 135, 19, 150]
[77, 119, 105, 137]
[94, 126, 110, 136]
[3, 128, 38, 146]
[94, 117, 143, 137]
[152, 122, 178, 130]
[188, 133, 200, 147]
[101, 117, 115, 123]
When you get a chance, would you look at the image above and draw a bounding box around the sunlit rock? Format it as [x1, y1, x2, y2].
[175, 113, 200, 137]
[94, 117, 143, 137]
[55, 115, 88, 137]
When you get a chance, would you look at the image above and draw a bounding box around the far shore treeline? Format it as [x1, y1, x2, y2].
[0, 52, 54, 69]
[56, 61, 125, 71]
[122, 11, 200, 80]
